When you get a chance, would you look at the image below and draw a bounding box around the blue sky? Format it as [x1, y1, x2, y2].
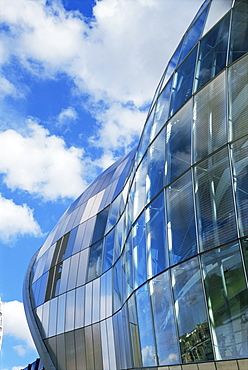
[0, 0, 202, 368]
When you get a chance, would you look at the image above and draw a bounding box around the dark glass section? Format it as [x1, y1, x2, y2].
[63, 228, 77, 260]
[146, 192, 167, 278]
[136, 284, 157, 366]
[75, 328, 87, 370]
[133, 213, 147, 288]
[229, 1, 248, 63]
[167, 170, 197, 265]
[102, 229, 115, 273]
[172, 257, 214, 363]
[91, 206, 109, 244]
[169, 47, 197, 117]
[166, 100, 192, 184]
[193, 72, 227, 163]
[231, 137, 248, 237]
[201, 243, 248, 360]
[87, 241, 103, 281]
[150, 271, 180, 365]
[195, 13, 230, 91]
[146, 128, 165, 202]
[194, 147, 238, 251]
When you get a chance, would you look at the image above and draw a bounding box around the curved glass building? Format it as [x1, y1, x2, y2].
[24, 0, 248, 369]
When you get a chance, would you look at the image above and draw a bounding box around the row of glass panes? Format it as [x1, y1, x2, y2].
[31, 135, 248, 307]
[30, 53, 247, 293]
[36, 241, 248, 367]
[140, 1, 247, 164]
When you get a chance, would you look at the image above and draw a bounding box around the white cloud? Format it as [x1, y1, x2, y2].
[0, 121, 89, 200]
[0, 0, 202, 156]
[2, 301, 35, 350]
[0, 77, 23, 99]
[57, 106, 78, 127]
[0, 195, 42, 243]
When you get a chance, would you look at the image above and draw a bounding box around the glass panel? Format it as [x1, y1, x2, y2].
[228, 54, 248, 141]
[150, 271, 180, 365]
[45, 337, 57, 368]
[42, 301, 50, 338]
[75, 328, 87, 370]
[92, 278, 100, 323]
[137, 111, 154, 163]
[105, 269, 113, 317]
[75, 286, 85, 329]
[72, 224, 85, 254]
[48, 297, 58, 337]
[195, 13, 230, 91]
[167, 171, 197, 266]
[87, 241, 103, 282]
[151, 78, 173, 140]
[136, 284, 157, 366]
[63, 227, 77, 260]
[65, 290, 75, 332]
[178, 7, 208, 64]
[93, 323, 103, 369]
[65, 331, 76, 369]
[166, 100, 192, 184]
[201, 243, 248, 360]
[229, 1, 248, 63]
[146, 192, 167, 278]
[57, 293, 66, 335]
[100, 320, 110, 370]
[172, 257, 214, 363]
[91, 207, 109, 244]
[133, 155, 147, 221]
[193, 72, 227, 163]
[231, 137, 248, 237]
[169, 47, 197, 117]
[194, 148, 238, 251]
[133, 213, 147, 288]
[113, 259, 122, 312]
[107, 318, 117, 370]
[85, 326, 95, 370]
[57, 334, 66, 370]
[58, 258, 70, 295]
[81, 216, 96, 250]
[122, 235, 133, 298]
[85, 282, 92, 326]
[202, 0, 232, 36]
[128, 294, 142, 367]
[102, 230, 115, 273]
[67, 253, 79, 291]
[146, 128, 165, 202]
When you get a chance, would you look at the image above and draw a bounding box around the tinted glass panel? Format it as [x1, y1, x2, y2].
[195, 13, 230, 91]
[102, 230, 115, 273]
[167, 171, 197, 265]
[170, 47, 197, 116]
[146, 192, 167, 278]
[136, 284, 156, 366]
[150, 271, 180, 365]
[201, 243, 248, 360]
[172, 257, 214, 363]
[229, 1, 248, 63]
[193, 72, 227, 163]
[87, 241, 103, 281]
[228, 55, 248, 141]
[194, 148, 238, 251]
[166, 100, 192, 184]
[151, 77, 173, 140]
[146, 128, 165, 202]
[231, 137, 248, 237]
[133, 213, 147, 288]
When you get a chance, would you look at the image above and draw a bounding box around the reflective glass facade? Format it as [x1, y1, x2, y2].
[24, 1, 248, 369]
